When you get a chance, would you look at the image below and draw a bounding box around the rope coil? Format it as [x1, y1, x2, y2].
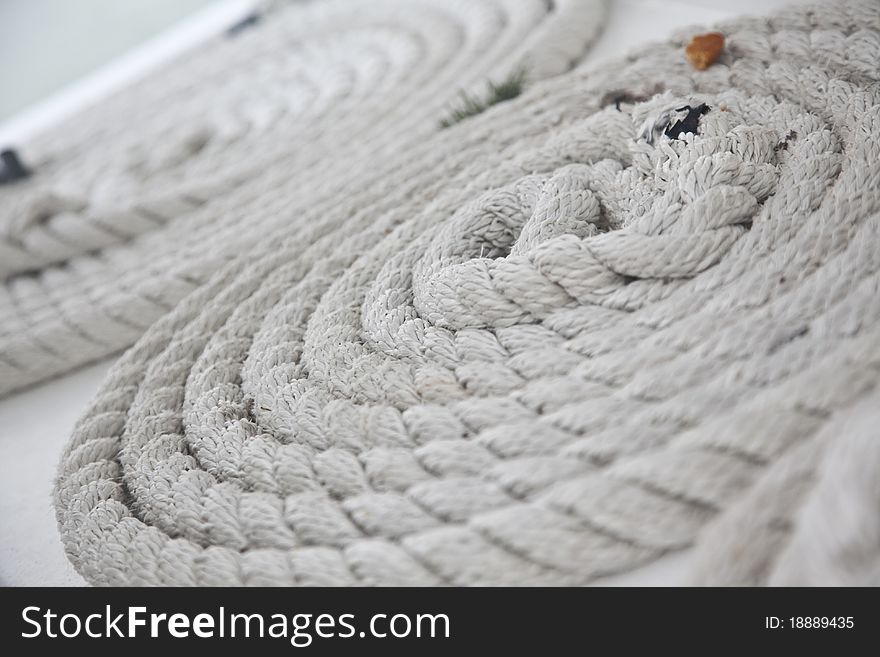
[44, 0, 880, 585]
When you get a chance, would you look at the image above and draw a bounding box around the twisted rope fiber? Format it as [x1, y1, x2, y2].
[55, 0, 880, 585]
[0, 0, 608, 396]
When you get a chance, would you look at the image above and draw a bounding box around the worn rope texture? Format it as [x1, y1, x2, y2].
[55, 0, 880, 585]
[0, 0, 608, 396]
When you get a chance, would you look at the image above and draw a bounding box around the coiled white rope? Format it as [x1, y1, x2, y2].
[49, 0, 880, 585]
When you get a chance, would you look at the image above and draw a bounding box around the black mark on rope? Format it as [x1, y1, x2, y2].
[0, 148, 30, 184]
[226, 11, 261, 38]
[607, 92, 648, 111]
[664, 103, 710, 140]
[775, 129, 798, 153]
[768, 325, 810, 354]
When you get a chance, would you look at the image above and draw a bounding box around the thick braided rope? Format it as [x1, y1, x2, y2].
[55, 0, 880, 585]
[0, 0, 608, 396]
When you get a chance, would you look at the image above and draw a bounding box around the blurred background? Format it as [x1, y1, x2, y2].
[0, 0, 795, 134]
[0, 0, 226, 121]
[0, 0, 259, 144]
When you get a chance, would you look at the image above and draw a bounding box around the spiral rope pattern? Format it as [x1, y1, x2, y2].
[51, 0, 880, 585]
[0, 0, 608, 396]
